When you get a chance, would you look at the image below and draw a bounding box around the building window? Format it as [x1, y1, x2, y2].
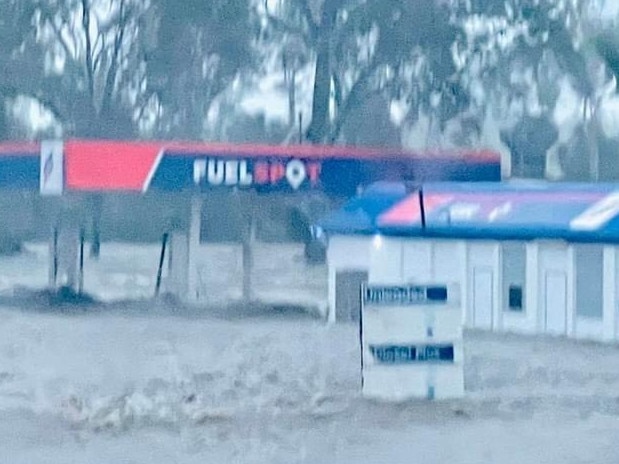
[502, 242, 526, 313]
[575, 245, 604, 319]
[508, 285, 523, 311]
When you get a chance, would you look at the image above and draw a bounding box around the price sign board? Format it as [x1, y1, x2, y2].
[360, 283, 464, 401]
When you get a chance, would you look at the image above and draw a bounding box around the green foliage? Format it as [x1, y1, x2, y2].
[267, 0, 462, 144]
[147, 0, 257, 139]
[0, 0, 36, 138]
[0, 0, 258, 140]
[1, 0, 618, 184]
[592, 33, 619, 83]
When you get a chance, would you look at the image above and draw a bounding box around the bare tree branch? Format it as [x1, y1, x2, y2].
[134, 88, 157, 124]
[40, 9, 76, 61]
[262, 0, 313, 47]
[92, 32, 106, 72]
[101, 0, 127, 115]
[81, 0, 95, 101]
[298, 0, 319, 41]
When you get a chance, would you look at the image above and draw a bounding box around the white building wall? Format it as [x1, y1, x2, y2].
[524, 242, 540, 334]
[369, 237, 403, 284]
[466, 242, 500, 330]
[573, 244, 605, 341]
[536, 241, 574, 337]
[500, 242, 534, 334]
[346, 234, 618, 343]
[368, 238, 466, 326]
[327, 235, 372, 321]
[329, 237, 466, 323]
[327, 236, 372, 270]
[605, 246, 619, 342]
[432, 240, 465, 285]
[401, 240, 432, 282]
[373, 238, 466, 287]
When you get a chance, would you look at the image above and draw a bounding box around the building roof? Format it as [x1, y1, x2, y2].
[0, 140, 501, 193]
[317, 182, 410, 234]
[318, 181, 619, 243]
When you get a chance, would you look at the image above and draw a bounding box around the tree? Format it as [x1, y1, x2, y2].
[594, 33, 619, 82]
[0, 0, 150, 139]
[0, 0, 38, 139]
[0, 103, 6, 140]
[34, 0, 147, 138]
[144, 0, 256, 139]
[2, 0, 257, 141]
[501, 115, 558, 178]
[263, 0, 461, 145]
[451, 0, 602, 177]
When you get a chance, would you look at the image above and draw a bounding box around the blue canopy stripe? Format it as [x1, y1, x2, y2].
[317, 181, 619, 243]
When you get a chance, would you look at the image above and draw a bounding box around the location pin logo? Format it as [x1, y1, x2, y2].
[286, 159, 307, 190]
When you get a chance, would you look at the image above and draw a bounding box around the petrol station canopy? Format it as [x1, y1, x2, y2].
[0, 140, 501, 197]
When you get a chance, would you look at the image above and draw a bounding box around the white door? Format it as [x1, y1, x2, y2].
[544, 271, 568, 335]
[473, 268, 494, 329]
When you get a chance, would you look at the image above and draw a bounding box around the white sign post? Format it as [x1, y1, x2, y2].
[360, 283, 464, 401]
[40, 140, 64, 196]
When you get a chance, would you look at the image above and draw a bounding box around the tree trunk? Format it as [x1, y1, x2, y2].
[0, 95, 7, 140]
[585, 97, 600, 181]
[288, 68, 296, 128]
[328, 67, 373, 143]
[305, 1, 340, 144]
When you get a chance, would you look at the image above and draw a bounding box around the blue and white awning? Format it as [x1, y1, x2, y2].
[318, 181, 619, 243]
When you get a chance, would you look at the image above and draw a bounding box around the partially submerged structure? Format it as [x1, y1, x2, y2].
[0, 140, 500, 309]
[320, 181, 619, 343]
